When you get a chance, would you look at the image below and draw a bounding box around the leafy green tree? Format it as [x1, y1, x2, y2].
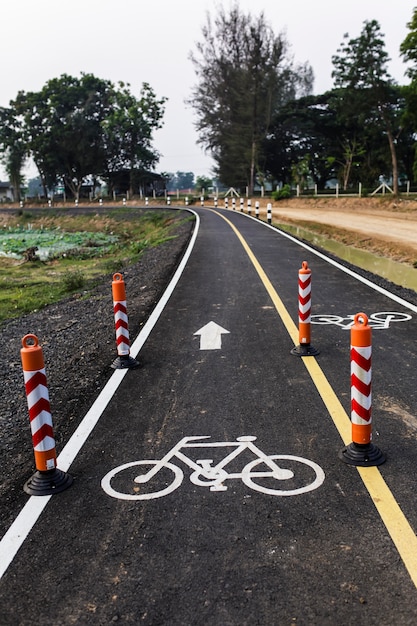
[331, 20, 401, 194]
[166, 171, 195, 191]
[265, 85, 410, 191]
[13, 90, 57, 196]
[14, 73, 113, 198]
[400, 7, 417, 80]
[0, 108, 28, 202]
[188, 3, 313, 194]
[264, 93, 340, 188]
[101, 82, 167, 197]
[0, 106, 26, 201]
[195, 175, 213, 191]
[10, 74, 166, 200]
[400, 7, 417, 181]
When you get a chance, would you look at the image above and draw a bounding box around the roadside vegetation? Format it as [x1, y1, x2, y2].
[0, 208, 190, 323]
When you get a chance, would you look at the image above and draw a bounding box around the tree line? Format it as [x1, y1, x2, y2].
[188, 3, 417, 196]
[0, 75, 166, 201]
[2, 4, 417, 201]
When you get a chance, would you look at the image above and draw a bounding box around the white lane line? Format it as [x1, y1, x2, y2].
[238, 211, 417, 314]
[0, 208, 200, 580]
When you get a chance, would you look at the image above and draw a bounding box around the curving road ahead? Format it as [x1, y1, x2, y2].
[1, 207, 417, 625]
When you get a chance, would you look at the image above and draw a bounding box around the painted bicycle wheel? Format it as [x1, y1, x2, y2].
[101, 460, 183, 500]
[242, 455, 325, 496]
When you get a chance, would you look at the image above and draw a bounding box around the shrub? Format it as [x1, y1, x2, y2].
[271, 184, 292, 201]
[62, 269, 85, 292]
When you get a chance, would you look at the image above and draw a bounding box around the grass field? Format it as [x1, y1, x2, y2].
[0, 208, 190, 324]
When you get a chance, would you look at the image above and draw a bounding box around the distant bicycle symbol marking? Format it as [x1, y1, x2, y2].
[311, 311, 411, 330]
[101, 436, 325, 500]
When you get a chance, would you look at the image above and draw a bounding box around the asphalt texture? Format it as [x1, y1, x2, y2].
[1, 206, 417, 625]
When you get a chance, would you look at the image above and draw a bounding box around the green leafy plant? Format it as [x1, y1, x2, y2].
[62, 269, 86, 292]
[271, 185, 292, 201]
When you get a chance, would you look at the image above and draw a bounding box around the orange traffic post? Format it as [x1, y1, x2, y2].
[111, 273, 140, 369]
[20, 334, 73, 495]
[291, 261, 319, 357]
[340, 313, 385, 466]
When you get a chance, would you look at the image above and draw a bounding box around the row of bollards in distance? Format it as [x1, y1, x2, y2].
[18, 256, 384, 496]
[211, 196, 261, 217]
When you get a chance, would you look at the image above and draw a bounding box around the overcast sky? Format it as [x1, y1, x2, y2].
[1, 0, 416, 181]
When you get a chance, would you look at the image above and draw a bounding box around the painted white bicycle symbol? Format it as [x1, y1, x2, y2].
[101, 436, 325, 500]
[311, 311, 411, 330]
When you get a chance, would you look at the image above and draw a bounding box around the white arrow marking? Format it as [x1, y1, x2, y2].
[194, 321, 230, 350]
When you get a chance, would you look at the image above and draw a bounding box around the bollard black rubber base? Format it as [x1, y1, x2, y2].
[339, 441, 386, 467]
[111, 355, 140, 369]
[291, 343, 320, 357]
[24, 468, 73, 496]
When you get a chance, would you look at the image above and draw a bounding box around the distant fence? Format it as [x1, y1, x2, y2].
[292, 181, 417, 198]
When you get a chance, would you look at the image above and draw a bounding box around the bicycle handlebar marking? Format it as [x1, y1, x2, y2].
[101, 436, 325, 500]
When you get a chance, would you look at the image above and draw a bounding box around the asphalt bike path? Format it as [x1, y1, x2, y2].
[1, 207, 417, 624]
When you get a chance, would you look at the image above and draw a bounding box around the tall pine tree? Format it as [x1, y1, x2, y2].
[188, 3, 313, 194]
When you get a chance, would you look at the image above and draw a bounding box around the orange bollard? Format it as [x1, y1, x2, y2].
[291, 261, 319, 357]
[111, 273, 140, 369]
[20, 334, 73, 495]
[340, 313, 385, 466]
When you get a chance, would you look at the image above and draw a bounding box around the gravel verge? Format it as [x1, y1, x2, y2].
[0, 210, 194, 535]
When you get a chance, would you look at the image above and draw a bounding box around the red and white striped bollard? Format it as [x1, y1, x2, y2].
[20, 334, 73, 495]
[111, 273, 140, 369]
[340, 313, 385, 466]
[291, 261, 319, 356]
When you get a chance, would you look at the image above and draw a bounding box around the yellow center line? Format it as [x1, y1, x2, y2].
[212, 209, 417, 589]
